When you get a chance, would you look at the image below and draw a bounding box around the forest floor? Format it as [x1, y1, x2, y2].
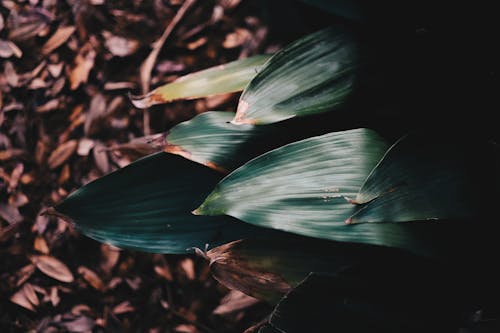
[0, 1, 323, 332]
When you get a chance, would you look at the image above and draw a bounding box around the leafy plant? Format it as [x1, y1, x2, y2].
[46, 9, 498, 333]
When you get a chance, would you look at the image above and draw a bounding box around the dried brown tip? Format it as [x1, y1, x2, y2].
[128, 91, 167, 109]
[40, 207, 74, 225]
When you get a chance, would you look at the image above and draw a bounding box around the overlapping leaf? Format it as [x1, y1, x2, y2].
[195, 129, 425, 251]
[52, 152, 269, 253]
[349, 133, 492, 223]
[207, 234, 360, 303]
[130, 54, 271, 108]
[232, 27, 358, 124]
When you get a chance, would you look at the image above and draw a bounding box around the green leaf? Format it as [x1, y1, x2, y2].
[195, 129, 422, 250]
[349, 133, 491, 224]
[232, 27, 358, 124]
[52, 152, 268, 253]
[207, 234, 360, 303]
[164, 111, 349, 173]
[130, 54, 271, 108]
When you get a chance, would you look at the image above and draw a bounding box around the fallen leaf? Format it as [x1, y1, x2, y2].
[0, 39, 22, 58]
[186, 37, 207, 50]
[0, 202, 23, 224]
[69, 43, 96, 90]
[213, 290, 259, 315]
[78, 266, 105, 291]
[100, 244, 120, 274]
[50, 286, 60, 306]
[84, 93, 106, 136]
[9, 192, 29, 207]
[92, 142, 111, 174]
[32, 255, 74, 283]
[154, 266, 173, 281]
[35, 99, 60, 113]
[34, 235, 50, 254]
[58, 163, 71, 184]
[179, 258, 196, 280]
[10, 288, 35, 311]
[103, 81, 136, 90]
[4, 61, 19, 87]
[15, 264, 36, 287]
[8, 163, 23, 192]
[47, 140, 77, 169]
[22, 283, 39, 307]
[8, 8, 53, 42]
[77, 138, 95, 156]
[103, 31, 139, 57]
[41, 25, 75, 55]
[47, 63, 64, 78]
[174, 324, 198, 333]
[58, 315, 95, 332]
[112, 301, 134, 315]
[223, 28, 250, 48]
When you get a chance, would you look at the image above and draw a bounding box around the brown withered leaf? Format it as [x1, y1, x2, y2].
[22, 283, 39, 307]
[8, 8, 53, 42]
[58, 315, 95, 332]
[223, 28, 250, 48]
[9, 192, 29, 207]
[32, 255, 74, 283]
[10, 288, 36, 311]
[84, 93, 106, 136]
[103, 81, 136, 90]
[0, 39, 22, 58]
[69, 42, 96, 90]
[41, 25, 75, 55]
[103, 31, 139, 57]
[154, 266, 173, 281]
[34, 235, 50, 254]
[0, 202, 23, 224]
[213, 290, 259, 315]
[100, 244, 120, 274]
[4, 61, 19, 87]
[77, 138, 95, 156]
[78, 266, 105, 291]
[8, 163, 23, 192]
[48, 139, 77, 169]
[92, 142, 111, 174]
[186, 37, 207, 50]
[35, 99, 60, 113]
[112, 301, 135, 315]
[175, 324, 199, 333]
[179, 258, 196, 280]
[47, 63, 64, 78]
[50, 286, 60, 306]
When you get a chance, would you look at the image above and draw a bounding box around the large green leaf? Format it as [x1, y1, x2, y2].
[52, 152, 269, 253]
[349, 133, 491, 224]
[232, 27, 358, 125]
[195, 129, 427, 251]
[130, 55, 271, 108]
[207, 234, 360, 303]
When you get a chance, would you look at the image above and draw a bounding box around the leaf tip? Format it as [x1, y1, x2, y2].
[40, 207, 75, 225]
[129, 91, 166, 108]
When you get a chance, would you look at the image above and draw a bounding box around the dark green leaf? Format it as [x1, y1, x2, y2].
[53, 152, 269, 253]
[349, 133, 492, 224]
[232, 27, 358, 124]
[195, 129, 425, 251]
[130, 55, 271, 108]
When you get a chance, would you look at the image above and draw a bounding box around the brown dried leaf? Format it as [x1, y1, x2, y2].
[35, 99, 60, 113]
[34, 235, 50, 254]
[103, 81, 136, 90]
[59, 315, 95, 332]
[213, 290, 259, 315]
[93, 142, 111, 174]
[0, 39, 22, 58]
[4, 61, 19, 87]
[77, 138, 95, 156]
[69, 43, 96, 90]
[9, 192, 29, 207]
[78, 266, 105, 291]
[186, 37, 207, 50]
[112, 301, 135, 315]
[48, 139, 77, 169]
[47, 63, 64, 78]
[175, 324, 199, 333]
[33, 255, 74, 283]
[8, 163, 23, 192]
[223, 28, 250, 48]
[15, 264, 36, 287]
[100, 244, 120, 274]
[0, 202, 23, 224]
[8, 8, 53, 42]
[10, 288, 35, 311]
[22, 283, 39, 307]
[33, 209, 49, 234]
[84, 93, 106, 136]
[179, 258, 196, 280]
[154, 266, 173, 281]
[50, 286, 60, 306]
[103, 32, 139, 57]
[48, 77, 66, 96]
[41, 25, 75, 55]
[58, 163, 71, 184]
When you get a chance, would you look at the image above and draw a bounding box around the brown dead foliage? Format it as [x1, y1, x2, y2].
[0, 0, 319, 331]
